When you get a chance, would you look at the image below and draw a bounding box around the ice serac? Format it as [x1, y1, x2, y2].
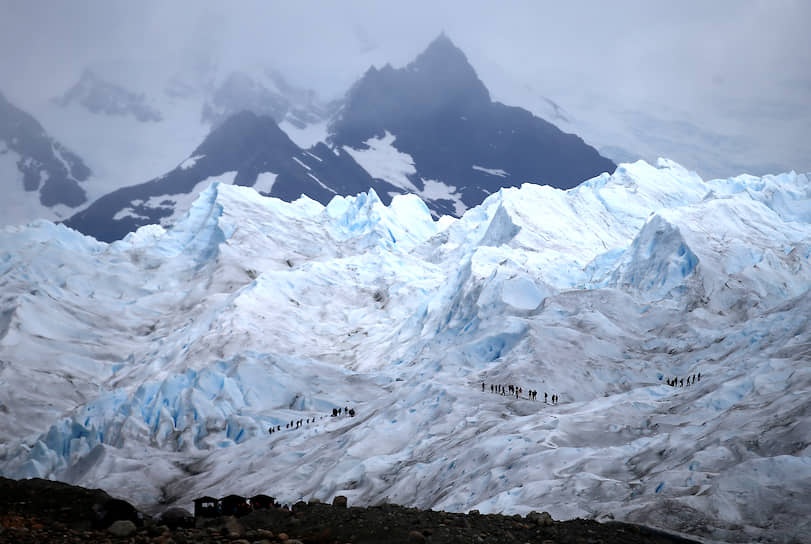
[1, 160, 810, 544]
[331, 34, 616, 217]
[610, 214, 698, 298]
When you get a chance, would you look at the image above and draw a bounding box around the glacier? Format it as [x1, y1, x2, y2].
[0, 159, 809, 543]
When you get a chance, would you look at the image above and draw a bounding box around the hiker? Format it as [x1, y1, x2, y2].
[349, 408, 355, 417]
[345, 406, 350, 414]
[338, 408, 342, 416]
[482, 382, 486, 392]
[332, 408, 338, 417]
[697, 372, 701, 381]
[544, 392, 548, 403]
[680, 378, 683, 387]
[269, 427, 273, 434]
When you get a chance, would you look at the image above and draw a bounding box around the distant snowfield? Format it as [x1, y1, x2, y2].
[1, 159, 809, 544]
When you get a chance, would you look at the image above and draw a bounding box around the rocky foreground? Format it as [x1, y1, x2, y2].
[0, 477, 703, 544]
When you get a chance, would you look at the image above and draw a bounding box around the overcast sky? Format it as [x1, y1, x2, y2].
[2, 0, 809, 176]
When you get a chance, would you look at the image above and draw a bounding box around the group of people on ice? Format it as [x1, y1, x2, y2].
[666, 372, 700, 388]
[482, 382, 559, 404]
[268, 405, 355, 435]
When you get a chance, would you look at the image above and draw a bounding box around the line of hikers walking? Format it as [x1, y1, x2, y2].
[666, 372, 700, 388]
[481, 382, 559, 404]
[268, 405, 356, 435]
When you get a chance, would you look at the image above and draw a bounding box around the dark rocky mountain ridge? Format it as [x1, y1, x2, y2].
[64, 34, 615, 242]
[64, 111, 399, 242]
[329, 34, 616, 214]
[0, 91, 91, 208]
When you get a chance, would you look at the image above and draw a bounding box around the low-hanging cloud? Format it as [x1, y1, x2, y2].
[1, 0, 809, 176]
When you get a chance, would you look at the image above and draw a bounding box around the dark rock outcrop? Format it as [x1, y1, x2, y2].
[0, 91, 90, 208]
[0, 477, 702, 544]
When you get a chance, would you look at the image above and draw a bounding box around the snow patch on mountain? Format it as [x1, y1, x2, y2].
[279, 119, 329, 149]
[472, 165, 508, 177]
[180, 155, 205, 170]
[253, 172, 278, 195]
[419, 178, 466, 217]
[342, 131, 419, 192]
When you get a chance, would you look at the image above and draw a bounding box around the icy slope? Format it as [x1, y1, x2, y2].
[1, 160, 809, 543]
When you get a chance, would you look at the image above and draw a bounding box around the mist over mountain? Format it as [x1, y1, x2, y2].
[56, 69, 163, 123]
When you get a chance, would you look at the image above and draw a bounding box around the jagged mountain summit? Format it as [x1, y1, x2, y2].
[62, 34, 615, 242]
[331, 34, 617, 215]
[2, 160, 809, 544]
[0, 91, 91, 224]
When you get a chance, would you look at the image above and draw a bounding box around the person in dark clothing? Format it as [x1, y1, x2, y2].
[332, 408, 338, 417]
[482, 382, 486, 392]
[697, 372, 701, 381]
[349, 408, 355, 417]
[544, 392, 548, 403]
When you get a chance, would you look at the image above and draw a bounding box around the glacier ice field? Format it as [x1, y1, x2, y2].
[0, 159, 809, 543]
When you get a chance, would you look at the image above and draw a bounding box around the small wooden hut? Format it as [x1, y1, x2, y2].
[193, 496, 220, 519]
